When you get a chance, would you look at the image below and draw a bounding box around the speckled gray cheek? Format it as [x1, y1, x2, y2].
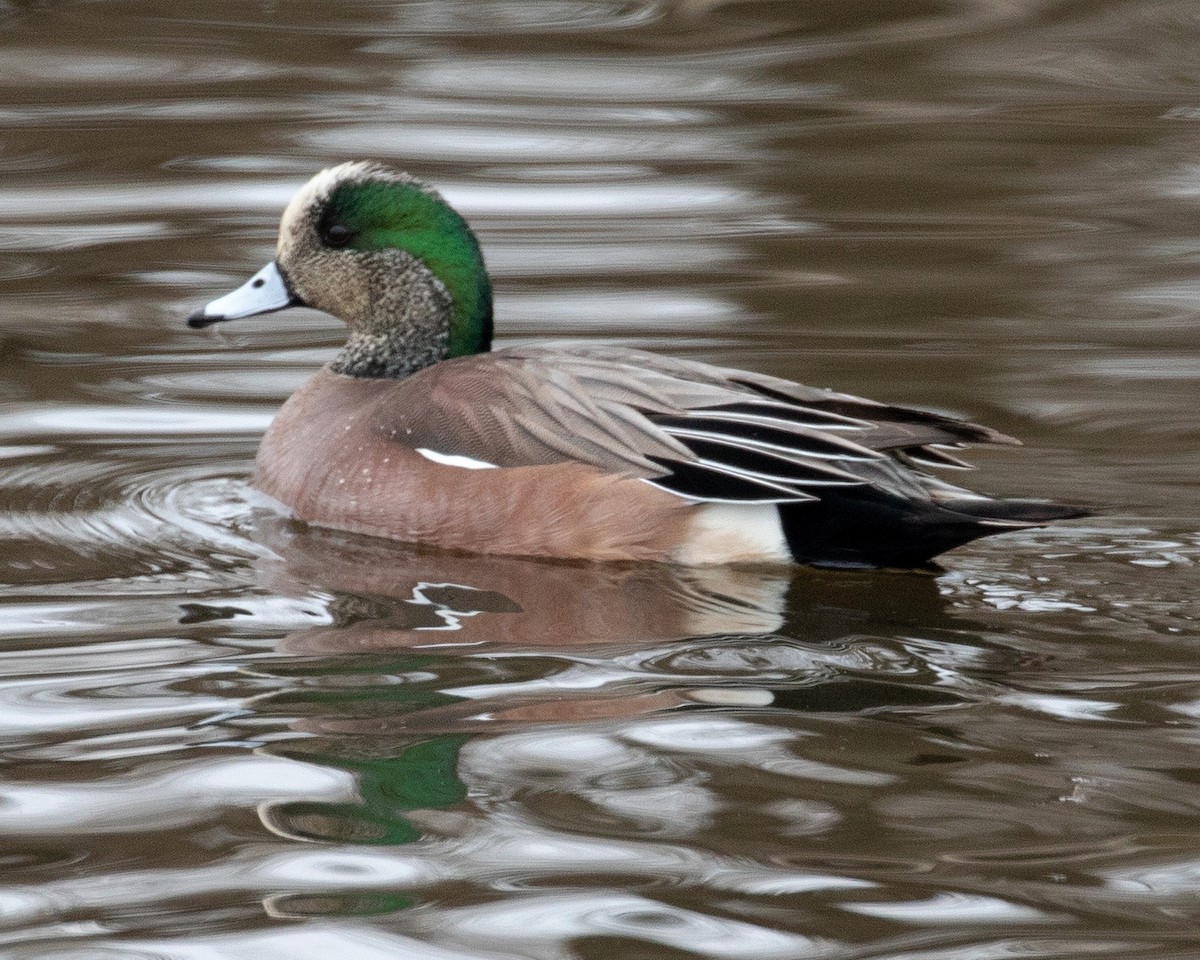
[285, 245, 370, 324]
[328, 251, 453, 380]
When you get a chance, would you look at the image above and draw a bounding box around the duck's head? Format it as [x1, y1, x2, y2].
[187, 161, 493, 378]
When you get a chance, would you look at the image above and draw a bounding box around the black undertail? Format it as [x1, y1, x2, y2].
[779, 488, 1091, 569]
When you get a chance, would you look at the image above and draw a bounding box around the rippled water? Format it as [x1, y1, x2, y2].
[1, 1, 1199, 957]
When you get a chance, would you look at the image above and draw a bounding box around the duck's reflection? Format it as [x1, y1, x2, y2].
[248, 519, 968, 851]
[264, 519, 792, 654]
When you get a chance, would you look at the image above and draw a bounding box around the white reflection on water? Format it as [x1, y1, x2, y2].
[843, 891, 1053, 924]
[0, 405, 273, 439]
[301, 122, 762, 162]
[994, 691, 1120, 722]
[585, 780, 722, 835]
[0, 183, 296, 221]
[0, 806, 872, 938]
[620, 715, 794, 752]
[0, 757, 353, 834]
[401, 58, 825, 104]
[500, 290, 745, 330]
[0, 49, 283, 86]
[370, 0, 657, 36]
[0, 179, 778, 222]
[34, 927, 487, 960]
[0, 669, 228, 738]
[407, 892, 839, 959]
[1, 0, 1199, 955]
[1105, 858, 1200, 896]
[485, 239, 747, 275]
[446, 181, 776, 217]
[0, 222, 174, 252]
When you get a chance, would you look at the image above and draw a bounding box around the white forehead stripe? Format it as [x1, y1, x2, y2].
[276, 161, 443, 260]
[277, 166, 342, 259]
[415, 448, 497, 470]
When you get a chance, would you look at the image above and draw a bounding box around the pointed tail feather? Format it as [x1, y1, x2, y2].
[938, 496, 1093, 526]
[780, 490, 1091, 569]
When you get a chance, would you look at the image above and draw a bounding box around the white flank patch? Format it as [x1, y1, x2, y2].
[675, 502, 790, 565]
[414, 447, 497, 470]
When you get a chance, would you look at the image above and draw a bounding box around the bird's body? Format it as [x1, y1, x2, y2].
[190, 161, 1086, 567]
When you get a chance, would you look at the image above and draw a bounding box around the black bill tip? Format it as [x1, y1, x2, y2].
[186, 311, 224, 329]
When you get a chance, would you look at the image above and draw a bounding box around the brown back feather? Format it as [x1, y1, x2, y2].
[358, 345, 1017, 504]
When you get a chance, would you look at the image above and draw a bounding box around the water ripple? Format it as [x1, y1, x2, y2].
[1, 0, 1199, 955]
[0, 452, 263, 584]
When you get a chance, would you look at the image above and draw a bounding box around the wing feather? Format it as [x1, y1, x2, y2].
[367, 345, 1016, 507]
[652, 416, 886, 462]
[644, 457, 819, 504]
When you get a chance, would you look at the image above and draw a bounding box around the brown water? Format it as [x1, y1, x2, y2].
[1, 1, 1199, 957]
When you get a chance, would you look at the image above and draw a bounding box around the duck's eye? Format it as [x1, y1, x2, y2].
[321, 222, 355, 248]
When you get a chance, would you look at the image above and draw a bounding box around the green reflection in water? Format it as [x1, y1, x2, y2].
[270, 733, 469, 846]
[263, 654, 471, 849]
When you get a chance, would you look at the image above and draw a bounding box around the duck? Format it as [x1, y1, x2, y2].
[187, 161, 1087, 568]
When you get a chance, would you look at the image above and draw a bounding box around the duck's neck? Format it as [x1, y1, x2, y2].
[327, 255, 493, 381]
[330, 327, 449, 380]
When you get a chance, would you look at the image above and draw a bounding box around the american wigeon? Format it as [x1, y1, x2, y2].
[188, 161, 1086, 567]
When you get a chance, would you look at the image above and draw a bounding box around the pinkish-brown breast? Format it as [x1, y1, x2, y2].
[252, 367, 694, 561]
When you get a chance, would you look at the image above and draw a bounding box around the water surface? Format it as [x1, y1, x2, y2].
[1, 1, 1199, 957]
